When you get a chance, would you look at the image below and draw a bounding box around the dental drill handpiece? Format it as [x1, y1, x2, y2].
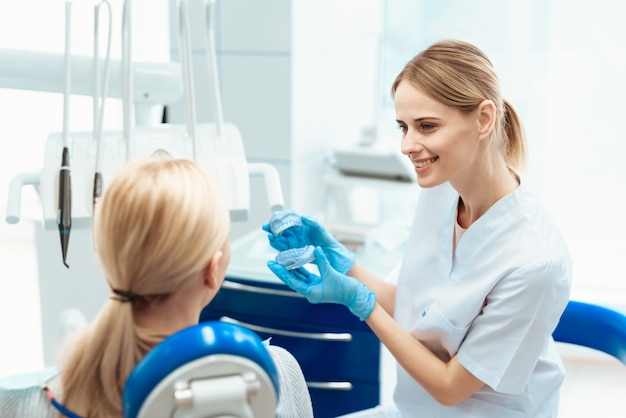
[57, 147, 72, 268]
[91, 171, 103, 251]
[92, 172, 102, 217]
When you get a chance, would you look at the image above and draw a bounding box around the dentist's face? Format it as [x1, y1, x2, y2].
[394, 80, 482, 189]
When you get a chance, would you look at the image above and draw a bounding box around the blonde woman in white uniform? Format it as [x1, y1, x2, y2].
[265, 39, 572, 417]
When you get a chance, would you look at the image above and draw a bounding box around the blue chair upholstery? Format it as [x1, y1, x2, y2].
[553, 300, 626, 364]
[123, 321, 280, 418]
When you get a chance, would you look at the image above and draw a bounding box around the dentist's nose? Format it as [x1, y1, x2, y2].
[401, 137, 411, 156]
[401, 131, 422, 156]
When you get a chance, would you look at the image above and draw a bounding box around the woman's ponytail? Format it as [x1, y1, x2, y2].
[503, 99, 527, 175]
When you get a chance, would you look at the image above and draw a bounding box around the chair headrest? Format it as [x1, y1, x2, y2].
[553, 300, 626, 364]
[123, 321, 279, 418]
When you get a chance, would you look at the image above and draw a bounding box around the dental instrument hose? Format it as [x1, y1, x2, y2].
[92, 0, 112, 244]
[122, 0, 133, 161]
[58, 0, 73, 268]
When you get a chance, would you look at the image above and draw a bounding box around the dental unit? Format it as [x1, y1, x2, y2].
[4, 0, 285, 235]
[2, 0, 285, 368]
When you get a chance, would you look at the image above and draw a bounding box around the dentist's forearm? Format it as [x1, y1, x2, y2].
[365, 304, 485, 406]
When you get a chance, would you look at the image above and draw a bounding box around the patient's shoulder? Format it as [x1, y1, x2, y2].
[266, 344, 313, 418]
[0, 373, 59, 418]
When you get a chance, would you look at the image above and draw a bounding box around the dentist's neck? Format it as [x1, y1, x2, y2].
[453, 164, 519, 229]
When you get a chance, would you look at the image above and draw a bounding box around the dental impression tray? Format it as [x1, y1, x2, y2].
[276, 245, 315, 270]
[269, 210, 303, 236]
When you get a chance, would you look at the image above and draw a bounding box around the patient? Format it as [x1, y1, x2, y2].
[0, 156, 312, 417]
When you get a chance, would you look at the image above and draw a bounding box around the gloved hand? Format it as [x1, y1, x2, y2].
[267, 247, 375, 321]
[262, 211, 307, 251]
[263, 214, 355, 274]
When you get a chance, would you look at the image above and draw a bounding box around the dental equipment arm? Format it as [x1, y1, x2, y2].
[248, 162, 284, 212]
[267, 247, 375, 321]
[263, 213, 355, 274]
[5, 172, 40, 224]
[0, 49, 182, 126]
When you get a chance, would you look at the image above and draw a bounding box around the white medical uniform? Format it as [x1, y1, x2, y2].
[393, 181, 572, 417]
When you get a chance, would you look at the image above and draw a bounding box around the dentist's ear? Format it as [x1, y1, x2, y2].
[204, 250, 224, 290]
[477, 99, 497, 140]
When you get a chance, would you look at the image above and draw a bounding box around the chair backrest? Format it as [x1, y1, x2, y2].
[552, 300, 626, 365]
[123, 321, 280, 418]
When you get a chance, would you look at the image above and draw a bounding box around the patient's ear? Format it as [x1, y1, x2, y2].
[204, 250, 224, 290]
[477, 99, 496, 140]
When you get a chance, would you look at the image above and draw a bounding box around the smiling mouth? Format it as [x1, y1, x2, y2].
[414, 157, 438, 168]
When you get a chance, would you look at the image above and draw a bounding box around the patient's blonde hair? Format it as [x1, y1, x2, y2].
[59, 156, 230, 417]
[391, 39, 527, 175]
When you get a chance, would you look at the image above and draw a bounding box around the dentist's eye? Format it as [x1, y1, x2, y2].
[420, 123, 436, 132]
[396, 124, 407, 134]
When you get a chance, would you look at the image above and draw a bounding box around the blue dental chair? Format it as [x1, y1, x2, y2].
[123, 321, 280, 418]
[552, 300, 626, 364]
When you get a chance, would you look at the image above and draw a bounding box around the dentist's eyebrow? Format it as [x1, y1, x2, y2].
[396, 116, 440, 124]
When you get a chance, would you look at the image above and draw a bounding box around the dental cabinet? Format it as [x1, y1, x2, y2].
[200, 228, 402, 417]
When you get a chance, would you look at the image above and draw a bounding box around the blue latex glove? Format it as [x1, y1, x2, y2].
[262, 214, 355, 274]
[267, 247, 375, 321]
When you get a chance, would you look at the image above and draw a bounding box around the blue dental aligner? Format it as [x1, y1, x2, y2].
[269, 210, 303, 236]
[276, 245, 316, 270]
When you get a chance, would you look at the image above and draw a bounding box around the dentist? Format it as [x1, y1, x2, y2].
[265, 39, 572, 417]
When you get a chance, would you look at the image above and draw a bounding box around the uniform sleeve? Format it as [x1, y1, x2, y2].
[456, 259, 571, 394]
[267, 345, 314, 418]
